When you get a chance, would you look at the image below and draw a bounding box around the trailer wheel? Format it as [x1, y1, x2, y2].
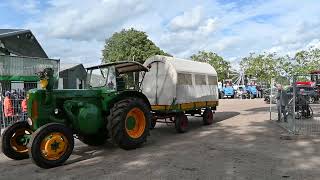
[28, 123, 74, 169]
[78, 133, 107, 146]
[175, 113, 188, 133]
[203, 108, 214, 125]
[1, 121, 32, 160]
[107, 98, 151, 150]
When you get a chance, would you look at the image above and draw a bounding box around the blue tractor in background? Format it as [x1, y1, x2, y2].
[246, 85, 257, 99]
[223, 86, 235, 98]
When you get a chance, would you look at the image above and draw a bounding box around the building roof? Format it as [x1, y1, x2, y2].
[0, 29, 48, 58]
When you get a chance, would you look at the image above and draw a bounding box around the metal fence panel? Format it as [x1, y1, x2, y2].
[270, 75, 320, 136]
[1, 82, 38, 131]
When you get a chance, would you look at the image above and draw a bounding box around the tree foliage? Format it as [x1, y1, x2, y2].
[240, 48, 320, 84]
[190, 51, 231, 80]
[102, 28, 170, 64]
[292, 48, 320, 75]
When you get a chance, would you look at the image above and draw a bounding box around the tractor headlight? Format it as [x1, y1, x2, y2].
[40, 79, 48, 89]
[27, 117, 33, 126]
[54, 108, 59, 115]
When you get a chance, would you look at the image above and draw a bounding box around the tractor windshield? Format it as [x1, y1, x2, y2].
[88, 66, 116, 89]
[86, 61, 148, 91]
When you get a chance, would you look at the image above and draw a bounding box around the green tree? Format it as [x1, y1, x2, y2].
[102, 28, 169, 64]
[239, 48, 320, 85]
[292, 48, 320, 75]
[240, 53, 286, 84]
[190, 51, 231, 80]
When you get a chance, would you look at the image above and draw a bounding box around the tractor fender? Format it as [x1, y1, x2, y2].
[113, 91, 151, 109]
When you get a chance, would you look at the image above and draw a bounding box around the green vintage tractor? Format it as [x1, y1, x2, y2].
[1, 61, 152, 168]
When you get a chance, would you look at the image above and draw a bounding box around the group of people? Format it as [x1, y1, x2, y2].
[0, 90, 27, 126]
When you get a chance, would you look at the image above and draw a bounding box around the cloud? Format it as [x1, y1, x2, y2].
[7, 0, 41, 14]
[198, 18, 219, 35]
[28, 0, 152, 41]
[169, 6, 203, 31]
[306, 39, 320, 49]
[3, 0, 320, 65]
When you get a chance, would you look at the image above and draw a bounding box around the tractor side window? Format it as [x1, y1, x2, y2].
[107, 66, 116, 90]
[89, 69, 106, 87]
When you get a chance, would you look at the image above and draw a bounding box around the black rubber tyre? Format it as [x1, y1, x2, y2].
[1, 121, 32, 160]
[107, 98, 151, 150]
[28, 123, 74, 169]
[78, 133, 107, 146]
[203, 108, 214, 125]
[175, 113, 188, 133]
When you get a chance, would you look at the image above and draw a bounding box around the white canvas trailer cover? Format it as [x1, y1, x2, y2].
[142, 55, 219, 110]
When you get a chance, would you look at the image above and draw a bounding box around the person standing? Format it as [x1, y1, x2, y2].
[276, 85, 288, 122]
[21, 97, 27, 121]
[3, 91, 14, 121]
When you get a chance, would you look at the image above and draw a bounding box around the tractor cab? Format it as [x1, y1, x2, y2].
[86, 61, 149, 91]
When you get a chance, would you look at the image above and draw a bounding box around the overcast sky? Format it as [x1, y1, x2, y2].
[1, 0, 320, 66]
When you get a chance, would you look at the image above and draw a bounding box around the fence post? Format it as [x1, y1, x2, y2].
[292, 76, 297, 134]
[269, 78, 274, 120]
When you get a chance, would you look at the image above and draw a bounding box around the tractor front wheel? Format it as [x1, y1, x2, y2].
[107, 98, 151, 150]
[28, 123, 74, 169]
[1, 121, 32, 160]
[175, 113, 189, 133]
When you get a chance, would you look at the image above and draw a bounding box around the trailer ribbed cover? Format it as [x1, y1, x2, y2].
[147, 55, 217, 75]
[142, 55, 219, 105]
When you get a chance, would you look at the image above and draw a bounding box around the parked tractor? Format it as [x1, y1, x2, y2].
[1, 62, 152, 168]
[223, 86, 235, 98]
[246, 85, 257, 99]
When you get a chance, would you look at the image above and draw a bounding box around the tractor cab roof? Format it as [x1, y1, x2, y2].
[86, 61, 148, 74]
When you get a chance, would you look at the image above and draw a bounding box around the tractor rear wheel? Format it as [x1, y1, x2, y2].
[203, 108, 214, 125]
[78, 133, 107, 146]
[28, 123, 74, 169]
[1, 121, 32, 160]
[107, 98, 151, 150]
[175, 113, 189, 133]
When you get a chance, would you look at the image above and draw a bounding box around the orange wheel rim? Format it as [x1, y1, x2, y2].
[40, 132, 68, 161]
[125, 108, 146, 139]
[10, 128, 32, 153]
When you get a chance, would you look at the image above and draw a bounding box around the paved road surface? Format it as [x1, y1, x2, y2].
[1, 99, 320, 180]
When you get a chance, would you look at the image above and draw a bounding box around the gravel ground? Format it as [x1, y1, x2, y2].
[1, 99, 320, 180]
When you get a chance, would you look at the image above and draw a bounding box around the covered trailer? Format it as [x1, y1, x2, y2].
[142, 55, 219, 132]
